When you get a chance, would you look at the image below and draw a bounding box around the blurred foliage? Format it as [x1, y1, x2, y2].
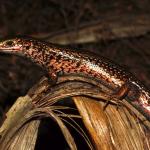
[0, 0, 149, 36]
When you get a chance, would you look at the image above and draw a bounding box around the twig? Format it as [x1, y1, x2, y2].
[0, 76, 149, 149]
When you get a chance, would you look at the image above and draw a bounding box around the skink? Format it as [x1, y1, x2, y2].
[0, 37, 149, 122]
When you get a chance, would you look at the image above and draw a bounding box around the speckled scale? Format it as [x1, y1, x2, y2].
[22, 39, 150, 121]
[24, 41, 132, 86]
[41, 47, 131, 88]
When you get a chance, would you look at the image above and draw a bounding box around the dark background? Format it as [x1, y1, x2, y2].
[0, 0, 150, 149]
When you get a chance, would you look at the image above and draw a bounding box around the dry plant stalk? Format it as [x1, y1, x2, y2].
[33, 13, 150, 45]
[74, 97, 150, 150]
[0, 76, 149, 150]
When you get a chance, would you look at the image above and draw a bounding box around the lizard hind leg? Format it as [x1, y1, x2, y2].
[103, 83, 130, 110]
[113, 82, 130, 100]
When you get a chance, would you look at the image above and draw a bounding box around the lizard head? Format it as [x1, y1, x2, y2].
[0, 37, 34, 55]
[0, 37, 51, 66]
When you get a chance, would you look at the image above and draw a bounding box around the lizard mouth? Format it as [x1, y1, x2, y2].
[0, 46, 22, 53]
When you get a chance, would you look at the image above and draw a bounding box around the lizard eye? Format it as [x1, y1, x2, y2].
[26, 46, 30, 50]
[6, 41, 14, 46]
